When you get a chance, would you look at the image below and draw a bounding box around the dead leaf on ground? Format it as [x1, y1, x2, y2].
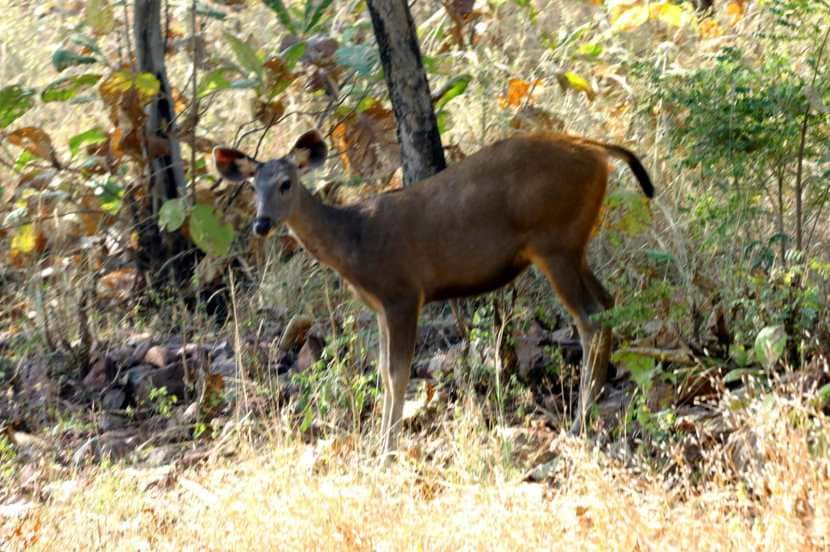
[97, 267, 138, 302]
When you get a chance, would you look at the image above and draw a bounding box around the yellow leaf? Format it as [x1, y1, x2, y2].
[11, 224, 45, 255]
[650, 1, 690, 27]
[609, 1, 649, 32]
[698, 18, 722, 38]
[11, 224, 36, 254]
[725, 1, 744, 23]
[557, 71, 596, 101]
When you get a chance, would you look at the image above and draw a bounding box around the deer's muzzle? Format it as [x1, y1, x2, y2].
[252, 217, 272, 236]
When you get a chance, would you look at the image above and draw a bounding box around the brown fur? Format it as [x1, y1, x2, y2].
[214, 132, 654, 462]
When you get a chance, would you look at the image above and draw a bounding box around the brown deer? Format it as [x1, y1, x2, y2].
[213, 130, 653, 461]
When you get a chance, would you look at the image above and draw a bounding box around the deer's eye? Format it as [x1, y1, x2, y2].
[279, 179, 291, 192]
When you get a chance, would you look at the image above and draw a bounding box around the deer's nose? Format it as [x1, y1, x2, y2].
[252, 217, 272, 236]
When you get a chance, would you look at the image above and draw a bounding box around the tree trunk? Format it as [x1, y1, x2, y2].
[366, 0, 446, 185]
[133, 0, 196, 288]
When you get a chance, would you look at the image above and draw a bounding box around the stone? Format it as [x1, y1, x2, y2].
[101, 388, 126, 410]
[143, 345, 169, 368]
[293, 335, 325, 372]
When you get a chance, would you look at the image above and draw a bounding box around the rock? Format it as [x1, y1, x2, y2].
[99, 414, 128, 432]
[72, 437, 96, 466]
[293, 335, 325, 372]
[210, 340, 233, 361]
[98, 431, 140, 460]
[144, 345, 169, 368]
[101, 388, 126, 410]
[128, 363, 185, 406]
[127, 332, 153, 346]
[142, 444, 184, 467]
[421, 342, 466, 379]
[128, 339, 152, 365]
[647, 380, 675, 411]
[11, 432, 49, 461]
[181, 402, 199, 423]
[210, 355, 237, 378]
[279, 315, 313, 351]
[83, 356, 116, 390]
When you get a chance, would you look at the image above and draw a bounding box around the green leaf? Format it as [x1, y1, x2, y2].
[576, 42, 603, 59]
[68, 128, 108, 158]
[612, 351, 656, 392]
[189, 203, 234, 257]
[816, 383, 830, 409]
[159, 198, 188, 232]
[197, 69, 232, 98]
[224, 33, 264, 81]
[94, 179, 124, 215]
[86, 0, 115, 34]
[605, 189, 653, 236]
[41, 74, 102, 103]
[753, 325, 787, 369]
[304, 0, 333, 33]
[0, 85, 34, 128]
[14, 150, 37, 171]
[724, 368, 765, 384]
[263, 0, 298, 34]
[645, 249, 674, 264]
[335, 44, 378, 76]
[435, 74, 472, 111]
[52, 49, 97, 72]
[282, 42, 306, 71]
[99, 70, 160, 104]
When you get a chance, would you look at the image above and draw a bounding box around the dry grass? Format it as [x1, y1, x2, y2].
[3, 393, 828, 551]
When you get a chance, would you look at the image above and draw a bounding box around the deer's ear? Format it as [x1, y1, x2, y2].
[290, 130, 327, 174]
[213, 147, 259, 181]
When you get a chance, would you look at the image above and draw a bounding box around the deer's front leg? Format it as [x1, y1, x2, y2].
[380, 301, 419, 464]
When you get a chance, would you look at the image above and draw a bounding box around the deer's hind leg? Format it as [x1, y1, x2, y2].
[533, 253, 611, 434]
[379, 299, 419, 464]
[377, 315, 392, 450]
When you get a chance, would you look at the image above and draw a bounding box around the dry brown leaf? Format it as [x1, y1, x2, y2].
[8, 127, 59, 165]
[97, 268, 138, 302]
[499, 78, 541, 109]
[331, 105, 401, 181]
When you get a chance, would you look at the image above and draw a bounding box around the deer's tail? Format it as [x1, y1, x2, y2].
[592, 142, 655, 198]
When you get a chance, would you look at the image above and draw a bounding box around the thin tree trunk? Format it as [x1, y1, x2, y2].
[133, 0, 195, 288]
[366, 0, 446, 185]
[134, 0, 187, 202]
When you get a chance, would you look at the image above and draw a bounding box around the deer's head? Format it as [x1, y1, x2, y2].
[213, 130, 328, 236]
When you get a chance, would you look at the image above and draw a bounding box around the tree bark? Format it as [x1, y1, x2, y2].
[366, 0, 446, 185]
[134, 0, 187, 201]
[132, 0, 195, 289]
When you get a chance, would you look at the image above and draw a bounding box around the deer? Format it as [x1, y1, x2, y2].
[213, 130, 654, 462]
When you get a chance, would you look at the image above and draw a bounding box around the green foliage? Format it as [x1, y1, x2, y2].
[293, 316, 377, 433]
[0, 85, 34, 128]
[159, 198, 188, 232]
[148, 386, 178, 417]
[68, 128, 108, 158]
[189, 204, 234, 257]
[51, 49, 97, 72]
[41, 74, 102, 103]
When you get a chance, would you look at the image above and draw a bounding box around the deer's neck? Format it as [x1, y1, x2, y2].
[286, 187, 361, 276]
